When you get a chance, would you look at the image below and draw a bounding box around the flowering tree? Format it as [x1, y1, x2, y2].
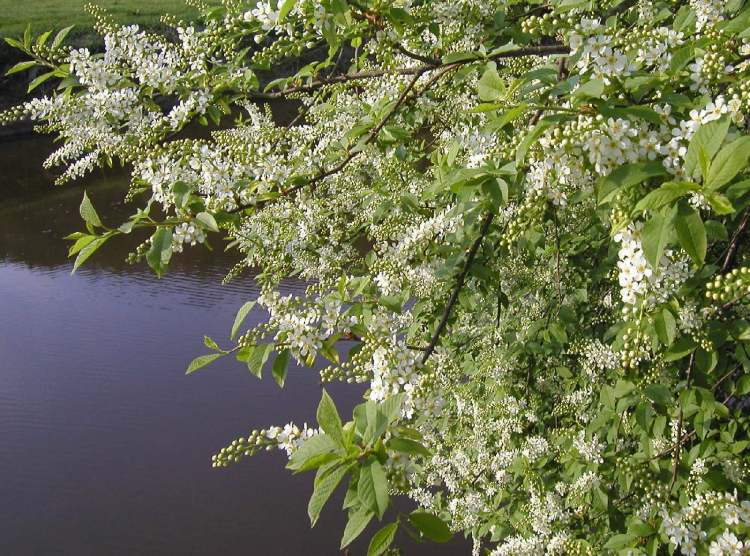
[5, 0, 750, 553]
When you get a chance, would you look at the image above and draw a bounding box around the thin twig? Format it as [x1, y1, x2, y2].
[669, 353, 695, 492]
[251, 45, 569, 100]
[721, 207, 750, 273]
[420, 212, 496, 365]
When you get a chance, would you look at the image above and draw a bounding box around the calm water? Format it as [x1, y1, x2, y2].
[0, 135, 467, 555]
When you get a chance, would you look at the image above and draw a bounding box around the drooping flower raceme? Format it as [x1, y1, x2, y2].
[5, 0, 750, 553]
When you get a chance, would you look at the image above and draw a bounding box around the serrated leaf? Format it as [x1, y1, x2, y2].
[664, 336, 697, 361]
[308, 462, 350, 527]
[79, 191, 103, 228]
[68, 234, 97, 257]
[272, 348, 291, 387]
[247, 343, 273, 378]
[186, 353, 223, 374]
[340, 506, 374, 549]
[675, 204, 706, 265]
[684, 116, 730, 180]
[388, 437, 431, 457]
[358, 460, 389, 519]
[603, 534, 636, 550]
[146, 227, 173, 277]
[645, 384, 672, 407]
[203, 335, 221, 351]
[598, 161, 668, 205]
[705, 136, 750, 190]
[196, 212, 219, 232]
[634, 181, 697, 213]
[287, 433, 339, 473]
[478, 67, 505, 102]
[71, 235, 109, 272]
[367, 523, 398, 556]
[573, 78, 604, 100]
[5, 60, 36, 76]
[317, 389, 344, 447]
[52, 25, 74, 50]
[27, 71, 55, 92]
[408, 512, 452, 543]
[231, 300, 256, 340]
[654, 308, 677, 346]
[641, 208, 675, 267]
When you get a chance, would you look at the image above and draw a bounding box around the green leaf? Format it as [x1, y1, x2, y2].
[72, 235, 109, 272]
[272, 348, 291, 387]
[441, 51, 480, 64]
[379, 392, 406, 425]
[186, 353, 223, 374]
[478, 67, 505, 102]
[231, 300, 256, 340]
[340, 506, 374, 549]
[358, 459, 389, 519]
[684, 116, 730, 180]
[27, 71, 55, 92]
[614, 380, 636, 398]
[317, 389, 345, 447]
[645, 384, 672, 407]
[388, 437, 431, 457]
[203, 335, 221, 351]
[634, 182, 698, 213]
[705, 136, 750, 190]
[79, 191, 103, 228]
[664, 336, 697, 361]
[68, 234, 97, 257]
[654, 308, 677, 346]
[247, 343, 273, 378]
[675, 204, 706, 265]
[603, 534, 636, 550]
[308, 462, 350, 527]
[287, 433, 340, 473]
[196, 212, 219, 232]
[485, 103, 528, 132]
[516, 119, 553, 166]
[146, 227, 173, 277]
[363, 401, 389, 445]
[703, 192, 735, 215]
[573, 78, 604, 100]
[51, 25, 74, 50]
[408, 512, 452, 543]
[641, 208, 675, 268]
[5, 60, 36, 76]
[737, 376, 750, 396]
[598, 161, 668, 205]
[367, 523, 398, 556]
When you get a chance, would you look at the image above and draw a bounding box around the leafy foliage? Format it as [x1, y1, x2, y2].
[5, 0, 750, 554]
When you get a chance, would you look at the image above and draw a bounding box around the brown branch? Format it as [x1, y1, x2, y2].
[420, 211, 496, 366]
[393, 43, 441, 66]
[251, 44, 569, 100]
[721, 207, 750, 273]
[669, 353, 694, 493]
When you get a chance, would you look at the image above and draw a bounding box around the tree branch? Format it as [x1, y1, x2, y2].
[669, 352, 694, 492]
[251, 44, 569, 100]
[420, 211, 495, 365]
[721, 207, 750, 273]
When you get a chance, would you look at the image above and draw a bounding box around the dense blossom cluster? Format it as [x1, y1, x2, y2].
[7, 0, 750, 553]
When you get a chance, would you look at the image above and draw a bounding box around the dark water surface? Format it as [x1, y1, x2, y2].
[0, 135, 467, 555]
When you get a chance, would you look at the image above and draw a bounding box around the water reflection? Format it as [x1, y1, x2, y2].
[0, 135, 468, 554]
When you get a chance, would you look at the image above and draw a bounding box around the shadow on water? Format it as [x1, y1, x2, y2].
[0, 134, 469, 554]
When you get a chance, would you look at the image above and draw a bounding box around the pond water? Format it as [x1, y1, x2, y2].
[0, 134, 468, 555]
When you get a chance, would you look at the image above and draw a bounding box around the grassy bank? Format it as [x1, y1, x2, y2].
[0, 0, 209, 38]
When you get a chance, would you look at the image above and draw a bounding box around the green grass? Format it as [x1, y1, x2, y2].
[0, 0, 210, 38]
